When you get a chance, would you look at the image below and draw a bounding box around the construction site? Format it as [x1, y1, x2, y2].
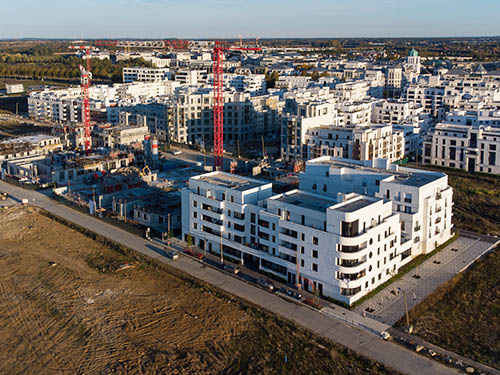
[0, 205, 400, 375]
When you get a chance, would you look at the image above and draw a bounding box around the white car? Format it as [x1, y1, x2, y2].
[172, 150, 182, 155]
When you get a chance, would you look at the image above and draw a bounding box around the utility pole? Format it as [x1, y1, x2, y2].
[220, 231, 224, 264]
[124, 200, 127, 223]
[398, 287, 411, 332]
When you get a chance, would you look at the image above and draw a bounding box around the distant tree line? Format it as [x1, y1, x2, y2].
[0, 53, 152, 83]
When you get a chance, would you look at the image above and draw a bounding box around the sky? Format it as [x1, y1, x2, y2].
[1, 0, 499, 39]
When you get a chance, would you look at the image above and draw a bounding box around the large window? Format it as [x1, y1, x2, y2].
[341, 220, 359, 237]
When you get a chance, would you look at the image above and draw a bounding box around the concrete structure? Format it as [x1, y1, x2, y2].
[386, 67, 403, 98]
[6, 84, 24, 94]
[122, 67, 170, 83]
[182, 159, 453, 304]
[304, 124, 405, 162]
[423, 123, 500, 174]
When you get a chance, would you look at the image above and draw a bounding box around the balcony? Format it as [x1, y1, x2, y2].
[435, 217, 441, 224]
[338, 269, 366, 281]
[201, 203, 223, 215]
[338, 259, 366, 268]
[281, 228, 298, 239]
[280, 240, 297, 252]
[436, 192, 442, 200]
[201, 215, 223, 226]
[414, 225, 421, 232]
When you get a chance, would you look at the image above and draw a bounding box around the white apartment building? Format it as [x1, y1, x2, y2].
[371, 100, 424, 125]
[423, 123, 500, 174]
[386, 67, 403, 98]
[275, 76, 311, 90]
[445, 108, 500, 127]
[332, 81, 370, 101]
[304, 124, 405, 162]
[175, 70, 206, 85]
[280, 101, 338, 161]
[336, 100, 373, 126]
[404, 75, 500, 121]
[207, 73, 267, 96]
[28, 81, 180, 124]
[299, 157, 454, 256]
[122, 67, 170, 83]
[182, 158, 453, 304]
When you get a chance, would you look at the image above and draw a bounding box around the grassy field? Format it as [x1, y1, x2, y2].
[408, 164, 500, 236]
[397, 246, 500, 369]
[0, 206, 401, 375]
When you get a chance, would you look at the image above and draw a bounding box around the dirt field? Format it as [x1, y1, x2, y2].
[0, 207, 400, 375]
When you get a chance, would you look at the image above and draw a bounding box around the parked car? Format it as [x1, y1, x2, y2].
[257, 278, 274, 291]
[171, 150, 182, 155]
[223, 264, 240, 274]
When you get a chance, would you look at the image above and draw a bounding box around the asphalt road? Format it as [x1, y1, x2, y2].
[0, 180, 463, 375]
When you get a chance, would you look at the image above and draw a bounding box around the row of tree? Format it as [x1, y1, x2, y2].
[0, 56, 152, 83]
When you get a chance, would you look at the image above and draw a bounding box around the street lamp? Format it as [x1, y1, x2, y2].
[398, 287, 413, 333]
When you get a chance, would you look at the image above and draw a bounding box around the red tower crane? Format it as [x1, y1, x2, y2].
[212, 41, 261, 171]
[69, 45, 93, 154]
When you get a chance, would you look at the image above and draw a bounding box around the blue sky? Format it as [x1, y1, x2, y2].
[1, 0, 499, 39]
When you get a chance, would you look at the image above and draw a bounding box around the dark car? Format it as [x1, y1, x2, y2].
[223, 264, 240, 274]
[257, 278, 274, 291]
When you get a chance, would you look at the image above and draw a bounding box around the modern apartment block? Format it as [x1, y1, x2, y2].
[304, 124, 405, 162]
[182, 157, 454, 304]
[122, 67, 170, 83]
[423, 123, 500, 174]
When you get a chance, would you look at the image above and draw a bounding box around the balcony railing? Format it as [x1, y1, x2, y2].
[339, 259, 366, 268]
[338, 270, 366, 281]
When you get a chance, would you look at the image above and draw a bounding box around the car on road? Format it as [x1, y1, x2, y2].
[257, 278, 275, 291]
[223, 264, 240, 274]
[0, 191, 7, 201]
[171, 150, 182, 155]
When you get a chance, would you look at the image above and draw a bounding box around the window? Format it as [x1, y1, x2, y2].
[301, 246, 305, 254]
[193, 212, 197, 218]
[301, 259, 304, 267]
[222, 193, 225, 200]
[313, 237, 319, 245]
[193, 223, 197, 229]
[312, 263, 318, 272]
[312, 183, 317, 190]
[323, 184, 327, 192]
[230, 195, 234, 203]
[193, 200, 197, 207]
[312, 250, 318, 258]
[301, 233, 305, 241]
[251, 213, 256, 223]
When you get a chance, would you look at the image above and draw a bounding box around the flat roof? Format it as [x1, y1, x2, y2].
[335, 198, 376, 213]
[275, 191, 337, 213]
[393, 173, 440, 187]
[198, 172, 268, 191]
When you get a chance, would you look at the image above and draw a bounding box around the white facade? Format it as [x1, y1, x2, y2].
[122, 67, 170, 83]
[423, 123, 500, 174]
[182, 160, 454, 305]
[304, 124, 405, 162]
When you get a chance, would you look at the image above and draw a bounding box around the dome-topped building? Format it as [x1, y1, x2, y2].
[408, 48, 419, 57]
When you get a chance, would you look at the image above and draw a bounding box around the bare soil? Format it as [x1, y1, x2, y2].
[0, 207, 400, 375]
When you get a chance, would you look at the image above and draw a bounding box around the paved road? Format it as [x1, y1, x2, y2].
[0, 180, 463, 375]
[356, 236, 499, 325]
